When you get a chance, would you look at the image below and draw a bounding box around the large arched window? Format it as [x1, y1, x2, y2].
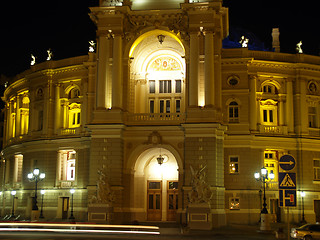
[64, 85, 82, 129]
[228, 101, 239, 123]
[147, 55, 184, 114]
[260, 99, 278, 126]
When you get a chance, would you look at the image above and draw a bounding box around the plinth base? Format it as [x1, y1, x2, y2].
[31, 210, 40, 221]
[260, 213, 271, 231]
[188, 203, 212, 230]
[88, 204, 113, 223]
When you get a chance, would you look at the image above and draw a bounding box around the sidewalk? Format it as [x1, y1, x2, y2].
[159, 224, 279, 239]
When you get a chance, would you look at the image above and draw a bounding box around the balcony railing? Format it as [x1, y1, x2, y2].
[58, 181, 74, 188]
[259, 125, 288, 135]
[60, 128, 80, 135]
[126, 113, 185, 125]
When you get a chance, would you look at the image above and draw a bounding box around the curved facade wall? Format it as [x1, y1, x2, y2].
[1, 0, 320, 226]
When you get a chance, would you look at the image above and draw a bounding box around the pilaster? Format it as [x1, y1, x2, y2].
[189, 32, 199, 107]
[249, 75, 258, 131]
[204, 31, 215, 107]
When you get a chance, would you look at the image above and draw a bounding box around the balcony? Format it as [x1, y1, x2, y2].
[58, 181, 75, 188]
[259, 125, 288, 135]
[60, 128, 80, 136]
[126, 113, 185, 125]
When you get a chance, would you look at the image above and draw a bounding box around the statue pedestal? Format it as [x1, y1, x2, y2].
[260, 213, 271, 231]
[88, 204, 113, 223]
[31, 210, 40, 221]
[187, 203, 212, 230]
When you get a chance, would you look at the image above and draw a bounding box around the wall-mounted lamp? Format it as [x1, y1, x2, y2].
[157, 155, 164, 165]
[157, 35, 165, 45]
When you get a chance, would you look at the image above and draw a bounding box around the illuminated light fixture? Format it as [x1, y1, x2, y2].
[157, 35, 165, 45]
[157, 155, 164, 165]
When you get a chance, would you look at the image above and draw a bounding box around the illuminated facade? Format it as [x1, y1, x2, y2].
[2, 0, 320, 226]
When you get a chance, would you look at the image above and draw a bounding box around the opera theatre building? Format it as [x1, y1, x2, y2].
[2, 0, 320, 228]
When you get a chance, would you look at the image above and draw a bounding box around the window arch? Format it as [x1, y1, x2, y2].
[68, 88, 80, 99]
[260, 99, 278, 126]
[68, 103, 81, 128]
[261, 80, 281, 94]
[228, 101, 239, 123]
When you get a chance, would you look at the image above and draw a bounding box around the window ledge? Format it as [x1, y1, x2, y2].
[313, 180, 320, 184]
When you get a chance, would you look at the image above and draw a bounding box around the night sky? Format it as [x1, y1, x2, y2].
[0, 0, 319, 78]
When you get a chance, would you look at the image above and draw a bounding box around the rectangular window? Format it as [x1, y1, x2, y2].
[309, 107, 317, 128]
[176, 100, 181, 113]
[269, 110, 273, 122]
[58, 150, 76, 182]
[263, 110, 268, 122]
[13, 154, 23, 183]
[166, 100, 170, 113]
[77, 112, 81, 125]
[150, 100, 154, 113]
[314, 159, 320, 181]
[38, 110, 43, 131]
[149, 80, 155, 93]
[149, 181, 161, 190]
[230, 198, 240, 210]
[159, 80, 172, 93]
[160, 100, 164, 113]
[229, 156, 239, 174]
[175, 80, 181, 93]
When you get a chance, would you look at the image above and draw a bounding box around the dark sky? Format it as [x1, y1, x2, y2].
[0, 0, 319, 78]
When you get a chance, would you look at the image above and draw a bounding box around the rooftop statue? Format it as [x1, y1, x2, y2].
[88, 40, 96, 53]
[101, 0, 123, 6]
[189, 165, 213, 204]
[46, 49, 53, 61]
[296, 41, 303, 54]
[31, 54, 36, 66]
[239, 36, 249, 48]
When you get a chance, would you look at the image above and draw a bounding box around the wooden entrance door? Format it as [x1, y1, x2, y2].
[167, 181, 178, 221]
[315, 200, 320, 222]
[147, 181, 162, 221]
[62, 197, 69, 219]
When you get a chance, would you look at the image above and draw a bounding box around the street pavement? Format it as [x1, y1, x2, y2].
[0, 224, 278, 240]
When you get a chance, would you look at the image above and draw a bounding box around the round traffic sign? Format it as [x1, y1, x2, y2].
[279, 155, 296, 171]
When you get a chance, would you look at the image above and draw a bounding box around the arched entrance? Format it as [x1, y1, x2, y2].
[133, 147, 180, 222]
[128, 29, 186, 115]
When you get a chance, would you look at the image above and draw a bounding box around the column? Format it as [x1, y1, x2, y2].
[189, 32, 199, 107]
[62, 102, 68, 129]
[204, 31, 215, 107]
[214, 32, 222, 110]
[249, 75, 257, 131]
[96, 35, 110, 109]
[112, 34, 123, 109]
[279, 97, 284, 126]
[15, 96, 21, 137]
[140, 80, 147, 113]
[286, 79, 294, 133]
[54, 84, 61, 133]
[299, 78, 308, 133]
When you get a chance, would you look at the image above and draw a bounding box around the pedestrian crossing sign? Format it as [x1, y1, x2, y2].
[280, 174, 295, 188]
[279, 172, 296, 190]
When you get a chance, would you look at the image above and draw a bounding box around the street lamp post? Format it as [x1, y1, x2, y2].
[27, 168, 45, 211]
[28, 168, 45, 221]
[39, 190, 45, 219]
[254, 167, 274, 231]
[301, 191, 306, 224]
[11, 190, 16, 218]
[69, 189, 75, 220]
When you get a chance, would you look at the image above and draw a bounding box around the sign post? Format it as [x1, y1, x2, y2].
[278, 154, 296, 240]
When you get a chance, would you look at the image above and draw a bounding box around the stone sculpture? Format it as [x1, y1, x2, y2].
[188, 164, 213, 204]
[90, 165, 115, 204]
